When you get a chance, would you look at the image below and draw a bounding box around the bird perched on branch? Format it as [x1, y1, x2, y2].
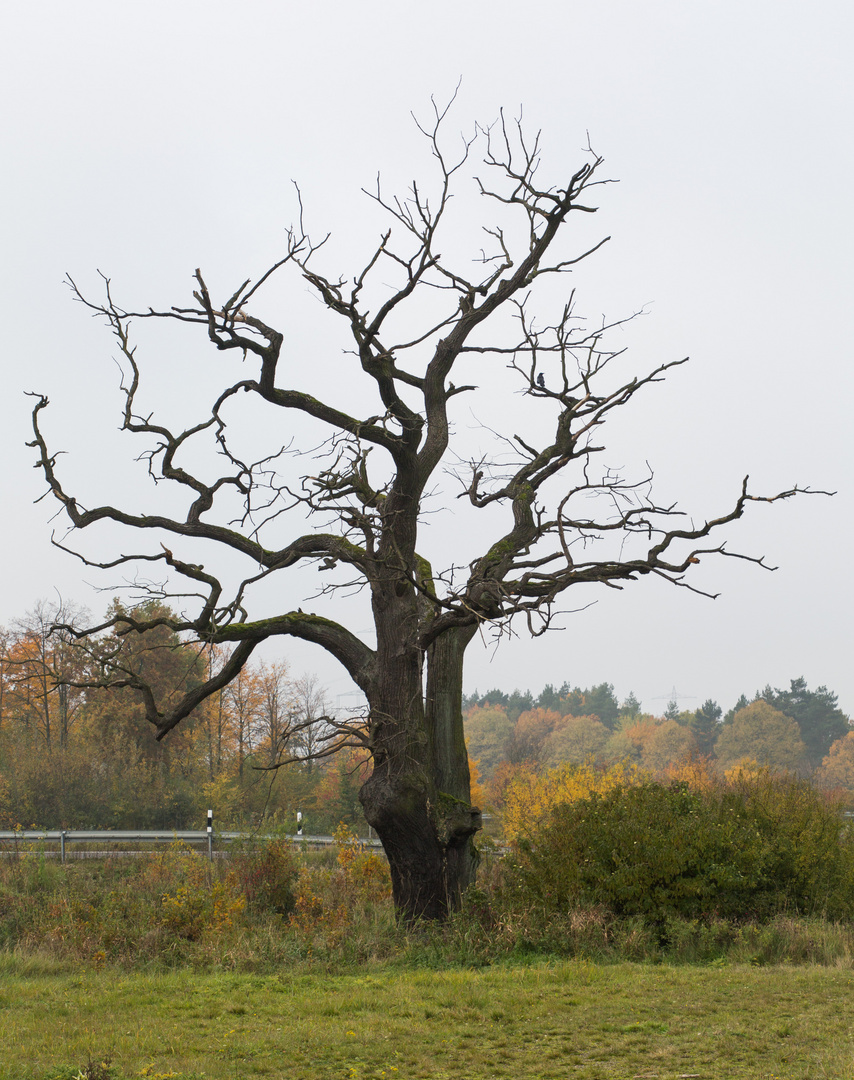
[536, 373, 546, 390]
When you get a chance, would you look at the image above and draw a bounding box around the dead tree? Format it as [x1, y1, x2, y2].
[28, 101, 819, 919]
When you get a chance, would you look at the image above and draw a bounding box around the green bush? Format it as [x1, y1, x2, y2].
[728, 770, 854, 917]
[508, 775, 854, 926]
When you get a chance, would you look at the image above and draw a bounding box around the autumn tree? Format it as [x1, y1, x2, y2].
[640, 718, 697, 774]
[4, 601, 90, 749]
[0, 628, 11, 732]
[508, 706, 563, 763]
[195, 644, 233, 781]
[542, 715, 610, 767]
[715, 700, 809, 775]
[29, 101, 817, 919]
[311, 746, 373, 831]
[253, 660, 295, 768]
[222, 660, 263, 779]
[501, 758, 641, 843]
[816, 732, 854, 796]
[605, 715, 663, 763]
[464, 702, 514, 778]
[81, 601, 207, 764]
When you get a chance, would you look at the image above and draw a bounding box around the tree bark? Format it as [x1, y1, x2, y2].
[424, 624, 482, 903]
[358, 575, 481, 920]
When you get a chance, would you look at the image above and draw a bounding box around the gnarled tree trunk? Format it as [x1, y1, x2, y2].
[360, 600, 480, 919]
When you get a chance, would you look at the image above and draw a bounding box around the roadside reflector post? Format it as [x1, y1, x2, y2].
[206, 809, 213, 861]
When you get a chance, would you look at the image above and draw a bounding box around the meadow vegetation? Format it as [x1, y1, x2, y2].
[4, 769, 854, 968]
[6, 960, 854, 1080]
[5, 771, 854, 1077]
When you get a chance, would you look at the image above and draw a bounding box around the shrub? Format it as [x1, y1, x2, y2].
[229, 837, 299, 916]
[288, 824, 392, 953]
[507, 774, 854, 927]
[730, 770, 854, 918]
[158, 879, 244, 941]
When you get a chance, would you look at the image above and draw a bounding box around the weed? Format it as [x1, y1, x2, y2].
[75, 1058, 114, 1080]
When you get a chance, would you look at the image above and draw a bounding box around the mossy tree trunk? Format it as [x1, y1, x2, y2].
[360, 618, 480, 920]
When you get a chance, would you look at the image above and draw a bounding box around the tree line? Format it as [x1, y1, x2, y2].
[0, 600, 368, 832]
[463, 677, 854, 806]
[4, 593, 849, 836]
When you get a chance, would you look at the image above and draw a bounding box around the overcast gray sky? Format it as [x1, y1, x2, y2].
[2, 0, 851, 717]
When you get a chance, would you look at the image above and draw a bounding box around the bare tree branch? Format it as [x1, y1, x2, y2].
[28, 98, 829, 919]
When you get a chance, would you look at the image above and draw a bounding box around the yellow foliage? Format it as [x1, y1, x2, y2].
[723, 758, 764, 783]
[501, 758, 646, 843]
[150, 842, 246, 940]
[486, 760, 534, 812]
[468, 754, 487, 809]
[159, 881, 245, 940]
[200, 774, 242, 822]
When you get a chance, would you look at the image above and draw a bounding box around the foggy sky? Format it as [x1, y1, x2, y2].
[1, 1, 851, 717]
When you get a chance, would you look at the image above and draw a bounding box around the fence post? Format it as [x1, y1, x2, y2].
[60, 830, 66, 864]
[206, 809, 213, 861]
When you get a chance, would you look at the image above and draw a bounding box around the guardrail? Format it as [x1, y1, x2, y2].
[0, 829, 383, 862]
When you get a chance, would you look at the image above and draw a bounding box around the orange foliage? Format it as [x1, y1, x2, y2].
[515, 707, 563, 739]
[621, 717, 664, 756]
[661, 754, 718, 790]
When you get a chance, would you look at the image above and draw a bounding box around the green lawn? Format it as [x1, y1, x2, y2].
[2, 957, 853, 1079]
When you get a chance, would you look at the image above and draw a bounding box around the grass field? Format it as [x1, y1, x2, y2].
[2, 955, 853, 1080]
[5, 808, 854, 1079]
